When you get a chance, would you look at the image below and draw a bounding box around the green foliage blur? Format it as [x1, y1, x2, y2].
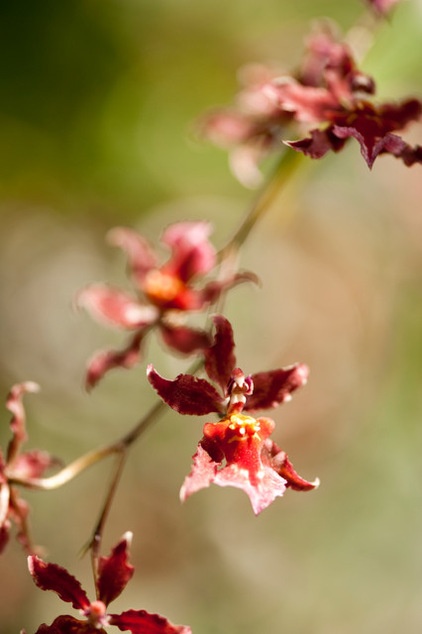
[0, 1, 421, 633]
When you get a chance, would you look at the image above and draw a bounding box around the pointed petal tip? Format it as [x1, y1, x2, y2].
[106, 225, 127, 245]
[21, 381, 40, 394]
[27, 554, 36, 572]
[311, 477, 321, 489]
[122, 531, 133, 546]
[296, 363, 309, 384]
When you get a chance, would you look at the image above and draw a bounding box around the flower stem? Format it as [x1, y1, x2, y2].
[219, 148, 304, 258]
[87, 450, 128, 580]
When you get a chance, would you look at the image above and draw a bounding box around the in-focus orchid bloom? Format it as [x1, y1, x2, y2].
[200, 21, 421, 182]
[148, 315, 318, 515]
[0, 382, 59, 555]
[78, 222, 254, 389]
[27, 532, 191, 634]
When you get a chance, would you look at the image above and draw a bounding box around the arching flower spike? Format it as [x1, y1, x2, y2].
[27, 532, 191, 634]
[147, 315, 318, 515]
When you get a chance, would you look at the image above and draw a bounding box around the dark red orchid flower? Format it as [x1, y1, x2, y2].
[268, 24, 422, 168]
[147, 315, 318, 515]
[200, 21, 421, 181]
[78, 222, 254, 389]
[0, 382, 59, 555]
[26, 532, 191, 634]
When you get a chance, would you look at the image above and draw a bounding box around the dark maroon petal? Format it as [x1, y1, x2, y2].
[161, 222, 216, 282]
[179, 444, 218, 502]
[5, 382, 39, 463]
[28, 556, 90, 610]
[160, 324, 211, 355]
[107, 227, 158, 286]
[265, 442, 319, 491]
[332, 99, 422, 168]
[204, 315, 236, 392]
[85, 332, 145, 390]
[97, 532, 134, 606]
[77, 285, 158, 330]
[0, 517, 10, 554]
[147, 366, 223, 416]
[34, 615, 100, 634]
[246, 363, 309, 411]
[397, 142, 422, 166]
[277, 454, 319, 491]
[285, 127, 346, 159]
[110, 609, 192, 634]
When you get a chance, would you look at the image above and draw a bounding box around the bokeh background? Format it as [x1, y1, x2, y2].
[0, 1, 422, 632]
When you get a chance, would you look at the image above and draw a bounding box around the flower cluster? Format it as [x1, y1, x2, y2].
[0, 382, 58, 554]
[26, 532, 191, 634]
[200, 20, 421, 184]
[78, 222, 253, 389]
[148, 315, 318, 514]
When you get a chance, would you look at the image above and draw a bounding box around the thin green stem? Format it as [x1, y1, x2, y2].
[219, 149, 304, 259]
[10, 443, 120, 490]
[86, 450, 128, 580]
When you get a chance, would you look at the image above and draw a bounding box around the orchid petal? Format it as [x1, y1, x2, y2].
[28, 556, 90, 611]
[285, 128, 346, 159]
[180, 445, 218, 503]
[161, 222, 216, 282]
[13, 450, 61, 480]
[85, 332, 145, 390]
[265, 441, 320, 491]
[0, 481, 10, 529]
[34, 615, 99, 634]
[147, 366, 223, 416]
[97, 532, 134, 606]
[0, 519, 10, 555]
[77, 284, 158, 330]
[6, 382, 40, 462]
[160, 324, 211, 355]
[246, 363, 309, 411]
[213, 463, 286, 515]
[204, 315, 236, 392]
[110, 609, 192, 634]
[367, 0, 401, 15]
[107, 227, 158, 286]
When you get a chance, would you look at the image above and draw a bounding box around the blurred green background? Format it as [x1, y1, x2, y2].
[0, 1, 422, 632]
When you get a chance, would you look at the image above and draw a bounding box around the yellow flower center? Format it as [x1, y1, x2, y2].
[227, 413, 261, 442]
[143, 270, 184, 304]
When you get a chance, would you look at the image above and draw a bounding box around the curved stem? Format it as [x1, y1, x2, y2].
[219, 149, 304, 259]
[10, 444, 120, 490]
[12, 359, 205, 493]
